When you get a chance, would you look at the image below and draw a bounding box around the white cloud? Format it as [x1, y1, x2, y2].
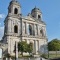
[0, 14, 5, 19]
[0, 26, 4, 40]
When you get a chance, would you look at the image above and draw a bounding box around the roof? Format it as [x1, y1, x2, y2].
[22, 15, 46, 25]
[31, 7, 42, 13]
[9, 0, 20, 6]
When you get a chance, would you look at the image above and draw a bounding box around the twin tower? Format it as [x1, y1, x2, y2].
[2, 0, 47, 56]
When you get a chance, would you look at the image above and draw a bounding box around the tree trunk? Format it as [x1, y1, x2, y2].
[21, 52, 23, 57]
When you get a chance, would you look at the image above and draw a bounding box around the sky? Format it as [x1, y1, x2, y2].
[0, 0, 60, 58]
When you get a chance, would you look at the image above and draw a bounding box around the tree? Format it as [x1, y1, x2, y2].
[27, 42, 33, 55]
[48, 39, 60, 56]
[18, 41, 33, 56]
[18, 41, 27, 56]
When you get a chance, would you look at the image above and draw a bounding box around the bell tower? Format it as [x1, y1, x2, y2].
[4, 0, 21, 36]
[31, 7, 42, 21]
[3, 0, 21, 55]
[8, 0, 21, 17]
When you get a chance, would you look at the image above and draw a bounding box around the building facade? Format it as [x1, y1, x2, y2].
[1, 0, 48, 56]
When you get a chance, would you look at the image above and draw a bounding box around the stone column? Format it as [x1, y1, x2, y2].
[23, 22, 26, 34]
[36, 24, 38, 36]
[36, 40, 39, 54]
[26, 22, 27, 34]
[15, 41, 18, 60]
[34, 24, 36, 36]
[37, 25, 38, 35]
[33, 24, 35, 36]
[38, 25, 40, 36]
[2, 49, 3, 60]
[34, 40, 36, 54]
[38, 40, 40, 54]
[36, 40, 37, 54]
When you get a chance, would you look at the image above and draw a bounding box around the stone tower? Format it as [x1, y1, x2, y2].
[31, 7, 42, 21]
[3, 0, 21, 56]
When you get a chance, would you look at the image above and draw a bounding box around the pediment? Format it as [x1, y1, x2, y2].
[22, 16, 46, 25]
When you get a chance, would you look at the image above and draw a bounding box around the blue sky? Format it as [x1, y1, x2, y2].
[0, 0, 60, 57]
[0, 0, 60, 41]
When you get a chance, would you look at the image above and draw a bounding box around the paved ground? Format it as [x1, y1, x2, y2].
[50, 58, 60, 60]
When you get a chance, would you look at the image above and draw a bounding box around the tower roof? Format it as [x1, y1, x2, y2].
[31, 7, 42, 13]
[12, 0, 17, 1]
[9, 0, 20, 6]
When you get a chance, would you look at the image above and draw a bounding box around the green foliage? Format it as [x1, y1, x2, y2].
[18, 41, 33, 56]
[27, 42, 33, 54]
[48, 39, 60, 51]
[18, 41, 27, 52]
[18, 41, 27, 56]
[41, 54, 47, 59]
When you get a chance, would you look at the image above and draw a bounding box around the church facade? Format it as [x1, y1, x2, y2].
[1, 0, 48, 56]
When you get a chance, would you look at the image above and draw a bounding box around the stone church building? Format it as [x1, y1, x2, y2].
[1, 0, 48, 56]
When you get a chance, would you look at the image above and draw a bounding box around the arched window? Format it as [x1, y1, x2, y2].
[38, 15, 41, 19]
[14, 8, 18, 14]
[29, 25, 32, 35]
[14, 25, 18, 33]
